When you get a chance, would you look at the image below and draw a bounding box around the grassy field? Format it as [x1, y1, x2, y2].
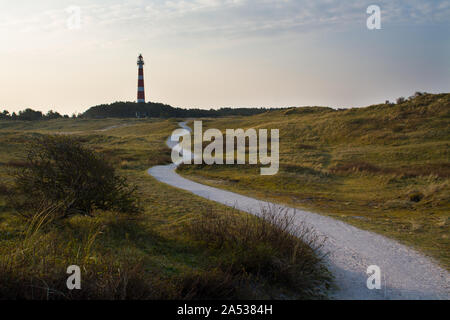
[0, 118, 330, 299]
[178, 93, 450, 269]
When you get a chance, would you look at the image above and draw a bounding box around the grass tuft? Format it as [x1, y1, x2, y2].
[186, 205, 331, 299]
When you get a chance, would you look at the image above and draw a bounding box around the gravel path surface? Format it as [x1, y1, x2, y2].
[148, 122, 449, 300]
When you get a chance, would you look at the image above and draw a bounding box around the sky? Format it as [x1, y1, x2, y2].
[0, 0, 449, 115]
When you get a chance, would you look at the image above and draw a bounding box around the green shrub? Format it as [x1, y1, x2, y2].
[11, 135, 139, 219]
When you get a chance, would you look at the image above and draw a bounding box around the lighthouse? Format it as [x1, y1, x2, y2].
[137, 54, 145, 103]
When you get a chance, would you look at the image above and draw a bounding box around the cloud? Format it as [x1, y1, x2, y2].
[1, 0, 449, 42]
[84, 0, 450, 38]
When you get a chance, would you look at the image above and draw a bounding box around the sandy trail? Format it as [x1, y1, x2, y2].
[148, 122, 449, 300]
[55, 123, 131, 135]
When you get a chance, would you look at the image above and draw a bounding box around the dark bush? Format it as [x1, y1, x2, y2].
[0, 182, 9, 196]
[409, 191, 424, 203]
[396, 97, 406, 104]
[11, 135, 139, 219]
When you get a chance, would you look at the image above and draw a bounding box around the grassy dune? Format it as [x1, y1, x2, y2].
[0, 118, 329, 299]
[178, 93, 450, 268]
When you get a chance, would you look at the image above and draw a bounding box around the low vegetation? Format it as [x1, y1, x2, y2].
[178, 93, 450, 268]
[0, 118, 329, 299]
[185, 206, 330, 299]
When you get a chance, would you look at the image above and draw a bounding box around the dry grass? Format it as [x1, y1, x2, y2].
[0, 209, 176, 300]
[185, 205, 331, 299]
[0, 118, 330, 299]
[331, 161, 450, 178]
[178, 93, 450, 268]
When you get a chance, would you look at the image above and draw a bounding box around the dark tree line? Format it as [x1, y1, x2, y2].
[0, 92, 433, 122]
[82, 101, 282, 119]
[1, 102, 285, 121]
[0, 108, 71, 121]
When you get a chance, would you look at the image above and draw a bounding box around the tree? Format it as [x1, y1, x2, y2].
[0, 110, 10, 120]
[12, 135, 139, 219]
[396, 97, 406, 104]
[45, 110, 62, 119]
[17, 108, 43, 121]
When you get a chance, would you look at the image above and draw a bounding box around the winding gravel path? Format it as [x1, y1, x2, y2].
[148, 122, 449, 300]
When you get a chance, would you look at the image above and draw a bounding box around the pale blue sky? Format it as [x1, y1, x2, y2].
[1, 0, 449, 114]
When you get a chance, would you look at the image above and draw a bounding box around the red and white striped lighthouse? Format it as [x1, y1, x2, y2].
[137, 54, 145, 103]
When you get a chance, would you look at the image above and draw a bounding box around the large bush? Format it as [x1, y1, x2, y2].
[12, 135, 139, 219]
